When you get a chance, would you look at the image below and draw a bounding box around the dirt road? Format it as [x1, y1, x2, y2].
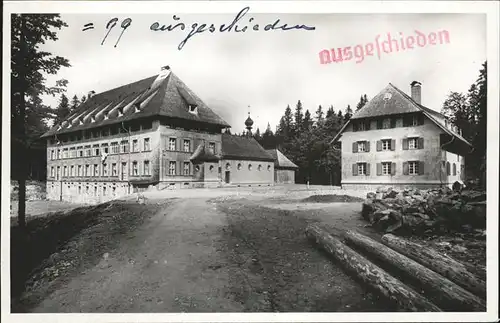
[31, 194, 392, 312]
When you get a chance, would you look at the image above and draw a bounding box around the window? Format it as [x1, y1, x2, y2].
[209, 165, 214, 172]
[357, 163, 367, 175]
[237, 163, 242, 170]
[70, 165, 75, 177]
[169, 138, 176, 151]
[183, 140, 190, 152]
[411, 116, 419, 126]
[78, 165, 82, 177]
[169, 161, 176, 175]
[144, 138, 151, 151]
[111, 142, 119, 154]
[132, 161, 139, 176]
[209, 142, 216, 154]
[248, 164, 253, 171]
[226, 163, 231, 170]
[63, 166, 68, 177]
[63, 148, 68, 159]
[183, 162, 190, 175]
[93, 144, 100, 156]
[86, 185, 89, 194]
[94, 186, 98, 196]
[121, 140, 129, 153]
[144, 161, 150, 175]
[267, 165, 271, 171]
[51, 167, 55, 177]
[358, 141, 366, 152]
[112, 163, 117, 176]
[382, 118, 391, 129]
[78, 186, 82, 194]
[103, 186, 107, 196]
[382, 139, 391, 151]
[93, 164, 99, 177]
[132, 139, 138, 152]
[85, 145, 91, 156]
[70, 147, 76, 158]
[121, 162, 127, 179]
[77, 146, 83, 157]
[382, 162, 392, 175]
[408, 138, 417, 149]
[100, 143, 108, 155]
[446, 162, 451, 175]
[408, 161, 419, 175]
[103, 163, 108, 176]
[85, 165, 90, 177]
[195, 165, 200, 172]
[358, 122, 366, 131]
[50, 150, 55, 160]
[57, 149, 61, 159]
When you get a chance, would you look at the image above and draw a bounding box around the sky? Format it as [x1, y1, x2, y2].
[40, 11, 486, 134]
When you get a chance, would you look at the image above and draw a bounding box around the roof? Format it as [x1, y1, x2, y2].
[190, 143, 220, 163]
[42, 69, 230, 138]
[221, 134, 274, 161]
[265, 149, 298, 169]
[330, 83, 472, 146]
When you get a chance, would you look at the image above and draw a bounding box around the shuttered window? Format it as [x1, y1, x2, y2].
[403, 161, 425, 175]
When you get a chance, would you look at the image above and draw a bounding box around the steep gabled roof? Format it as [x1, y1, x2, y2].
[221, 134, 274, 161]
[42, 69, 230, 138]
[189, 143, 220, 163]
[265, 149, 298, 169]
[330, 83, 472, 147]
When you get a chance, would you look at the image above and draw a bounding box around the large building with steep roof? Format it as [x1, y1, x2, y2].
[42, 66, 274, 203]
[331, 81, 472, 190]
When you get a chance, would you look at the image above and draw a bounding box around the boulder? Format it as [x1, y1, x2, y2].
[375, 192, 384, 200]
[376, 186, 390, 193]
[384, 189, 399, 199]
[366, 192, 376, 199]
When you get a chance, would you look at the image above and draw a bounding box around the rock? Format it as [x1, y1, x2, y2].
[451, 245, 467, 253]
[435, 241, 451, 248]
[376, 186, 389, 193]
[375, 193, 384, 200]
[366, 192, 376, 199]
[384, 189, 398, 199]
[410, 212, 430, 220]
[461, 190, 486, 202]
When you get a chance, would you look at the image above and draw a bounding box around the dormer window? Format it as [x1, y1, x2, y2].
[91, 116, 96, 123]
[104, 112, 109, 120]
[134, 103, 141, 113]
[118, 107, 124, 117]
[188, 104, 198, 114]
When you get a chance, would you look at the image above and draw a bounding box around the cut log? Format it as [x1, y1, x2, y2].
[344, 230, 486, 311]
[305, 223, 441, 312]
[381, 233, 486, 299]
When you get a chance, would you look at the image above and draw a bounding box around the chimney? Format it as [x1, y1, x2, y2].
[88, 90, 96, 98]
[410, 81, 422, 104]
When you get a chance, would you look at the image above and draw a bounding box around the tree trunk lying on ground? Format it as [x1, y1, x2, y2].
[344, 230, 486, 311]
[305, 223, 442, 312]
[381, 233, 486, 299]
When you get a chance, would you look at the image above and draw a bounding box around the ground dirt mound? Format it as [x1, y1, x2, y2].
[11, 200, 167, 312]
[302, 194, 364, 203]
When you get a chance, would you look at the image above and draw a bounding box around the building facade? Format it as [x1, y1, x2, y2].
[265, 149, 298, 184]
[42, 66, 274, 203]
[331, 81, 472, 190]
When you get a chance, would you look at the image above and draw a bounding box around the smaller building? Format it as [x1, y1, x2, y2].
[265, 149, 298, 184]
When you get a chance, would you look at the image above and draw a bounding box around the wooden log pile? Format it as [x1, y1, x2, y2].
[362, 186, 486, 234]
[305, 223, 486, 312]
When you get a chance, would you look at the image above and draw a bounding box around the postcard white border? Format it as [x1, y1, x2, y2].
[2, 1, 499, 323]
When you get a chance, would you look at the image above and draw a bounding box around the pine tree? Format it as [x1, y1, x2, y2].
[70, 94, 80, 112]
[344, 104, 353, 123]
[315, 105, 324, 124]
[294, 100, 304, 133]
[303, 109, 312, 130]
[54, 93, 71, 126]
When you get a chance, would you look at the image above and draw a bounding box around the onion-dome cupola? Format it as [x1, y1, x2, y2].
[245, 110, 254, 136]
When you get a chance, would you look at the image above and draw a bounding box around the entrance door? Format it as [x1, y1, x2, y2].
[225, 171, 230, 183]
